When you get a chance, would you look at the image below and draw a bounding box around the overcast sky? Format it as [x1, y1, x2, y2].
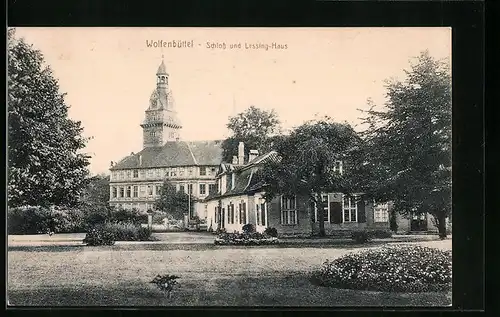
[13, 27, 451, 175]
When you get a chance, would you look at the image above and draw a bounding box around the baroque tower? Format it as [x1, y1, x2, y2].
[141, 59, 182, 148]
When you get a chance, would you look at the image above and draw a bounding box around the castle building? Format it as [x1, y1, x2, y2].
[109, 59, 223, 214]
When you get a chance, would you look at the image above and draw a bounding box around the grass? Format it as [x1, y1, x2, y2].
[7, 239, 452, 307]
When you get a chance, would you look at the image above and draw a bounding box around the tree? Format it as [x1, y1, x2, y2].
[357, 51, 452, 239]
[261, 117, 363, 237]
[222, 105, 281, 162]
[154, 180, 193, 220]
[80, 174, 111, 214]
[8, 28, 91, 208]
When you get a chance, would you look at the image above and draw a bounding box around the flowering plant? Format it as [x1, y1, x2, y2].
[214, 232, 279, 245]
[313, 245, 452, 292]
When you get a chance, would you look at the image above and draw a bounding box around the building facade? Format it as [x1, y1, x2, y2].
[200, 143, 391, 236]
[109, 60, 223, 214]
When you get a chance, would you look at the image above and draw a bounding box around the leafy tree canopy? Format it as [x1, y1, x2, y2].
[261, 117, 363, 236]
[154, 180, 194, 219]
[222, 105, 281, 162]
[8, 28, 91, 208]
[357, 50, 451, 237]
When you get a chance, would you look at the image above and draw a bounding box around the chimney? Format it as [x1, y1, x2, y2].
[130, 152, 134, 156]
[232, 156, 238, 165]
[249, 149, 259, 162]
[238, 142, 245, 165]
[139, 155, 143, 166]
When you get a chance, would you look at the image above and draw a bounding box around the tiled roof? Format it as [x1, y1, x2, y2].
[110, 140, 223, 170]
[157, 60, 168, 75]
[203, 151, 278, 201]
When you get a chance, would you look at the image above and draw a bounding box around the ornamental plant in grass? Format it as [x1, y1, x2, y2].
[214, 232, 279, 245]
[313, 245, 452, 292]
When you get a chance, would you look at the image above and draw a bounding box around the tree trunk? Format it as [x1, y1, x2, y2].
[436, 212, 447, 240]
[316, 193, 326, 237]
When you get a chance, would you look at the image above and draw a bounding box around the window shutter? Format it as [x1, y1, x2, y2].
[357, 198, 366, 223]
[330, 201, 342, 224]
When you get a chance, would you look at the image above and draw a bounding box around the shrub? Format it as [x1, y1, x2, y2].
[83, 221, 154, 246]
[313, 245, 452, 292]
[264, 227, 278, 237]
[369, 229, 393, 239]
[214, 232, 279, 245]
[215, 227, 227, 235]
[83, 224, 116, 246]
[242, 223, 256, 233]
[8, 206, 86, 234]
[351, 231, 371, 244]
[110, 208, 147, 224]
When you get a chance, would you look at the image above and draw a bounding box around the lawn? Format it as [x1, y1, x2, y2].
[7, 236, 452, 307]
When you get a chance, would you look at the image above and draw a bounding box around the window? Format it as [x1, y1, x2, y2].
[126, 186, 131, 198]
[228, 203, 235, 224]
[120, 171, 124, 180]
[200, 167, 207, 176]
[133, 186, 138, 198]
[188, 168, 193, 176]
[171, 169, 177, 177]
[179, 185, 185, 193]
[239, 201, 247, 224]
[199, 184, 206, 195]
[256, 200, 267, 226]
[150, 131, 156, 137]
[148, 185, 153, 196]
[211, 168, 216, 174]
[147, 170, 153, 178]
[374, 203, 389, 223]
[342, 195, 358, 222]
[281, 196, 297, 225]
[119, 187, 124, 198]
[156, 169, 161, 178]
[133, 170, 139, 178]
[208, 184, 216, 194]
[140, 186, 146, 197]
[112, 187, 117, 198]
[156, 185, 162, 196]
[334, 160, 343, 175]
[188, 184, 193, 195]
[321, 194, 329, 222]
[126, 170, 131, 179]
[179, 168, 184, 177]
[140, 170, 145, 179]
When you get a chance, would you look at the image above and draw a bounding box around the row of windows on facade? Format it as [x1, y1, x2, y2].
[213, 195, 389, 226]
[149, 131, 176, 139]
[111, 166, 216, 180]
[111, 183, 217, 198]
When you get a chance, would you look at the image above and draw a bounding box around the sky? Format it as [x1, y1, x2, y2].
[13, 27, 451, 175]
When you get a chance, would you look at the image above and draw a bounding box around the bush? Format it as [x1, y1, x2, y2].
[215, 227, 227, 235]
[83, 224, 116, 246]
[369, 229, 393, 239]
[8, 206, 86, 234]
[313, 245, 452, 292]
[351, 231, 371, 244]
[264, 227, 278, 237]
[109, 208, 147, 224]
[83, 221, 154, 246]
[214, 232, 279, 245]
[242, 223, 256, 233]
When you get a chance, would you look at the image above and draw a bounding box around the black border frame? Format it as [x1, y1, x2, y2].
[6, 0, 485, 315]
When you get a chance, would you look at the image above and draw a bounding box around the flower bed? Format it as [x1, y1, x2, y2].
[214, 232, 279, 245]
[313, 245, 452, 293]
